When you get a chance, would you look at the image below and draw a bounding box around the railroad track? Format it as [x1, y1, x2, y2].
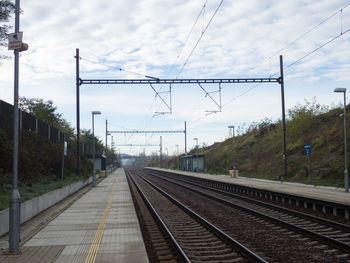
[142, 168, 350, 259]
[126, 168, 267, 263]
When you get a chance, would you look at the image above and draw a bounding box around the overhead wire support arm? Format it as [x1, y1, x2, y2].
[115, 144, 160, 147]
[80, 77, 280, 85]
[197, 83, 222, 113]
[109, 130, 185, 134]
[149, 83, 172, 115]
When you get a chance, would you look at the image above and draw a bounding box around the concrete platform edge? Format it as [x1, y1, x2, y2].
[0, 174, 100, 237]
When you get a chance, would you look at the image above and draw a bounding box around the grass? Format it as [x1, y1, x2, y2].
[237, 171, 344, 188]
[0, 173, 88, 211]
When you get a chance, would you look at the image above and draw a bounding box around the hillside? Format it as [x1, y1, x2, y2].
[170, 100, 348, 187]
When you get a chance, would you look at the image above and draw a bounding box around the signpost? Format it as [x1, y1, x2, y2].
[8, 32, 23, 50]
[304, 144, 311, 181]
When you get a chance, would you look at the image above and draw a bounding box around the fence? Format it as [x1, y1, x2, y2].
[0, 100, 65, 144]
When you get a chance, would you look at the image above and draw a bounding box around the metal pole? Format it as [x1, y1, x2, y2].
[76, 48, 80, 176]
[176, 145, 179, 170]
[307, 154, 311, 182]
[184, 121, 187, 155]
[9, 0, 21, 253]
[166, 148, 169, 168]
[228, 125, 236, 176]
[344, 92, 349, 192]
[92, 113, 96, 187]
[61, 134, 65, 182]
[279, 55, 287, 181]
[160, 136, 162, 168]
[105, 119, 108, 177]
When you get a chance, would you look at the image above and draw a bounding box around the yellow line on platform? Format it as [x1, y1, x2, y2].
[85, 179, 118, 263]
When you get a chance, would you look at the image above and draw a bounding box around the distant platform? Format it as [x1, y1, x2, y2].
[149, 168, 350, 219]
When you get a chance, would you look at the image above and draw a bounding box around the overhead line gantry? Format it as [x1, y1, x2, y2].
[75, 48, 287, 180]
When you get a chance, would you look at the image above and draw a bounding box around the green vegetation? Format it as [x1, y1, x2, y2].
[0, 97, 117, 211]
[167, 99, 347, 188]
[0, 172, 83, 211]
[0, 0, 16, 60]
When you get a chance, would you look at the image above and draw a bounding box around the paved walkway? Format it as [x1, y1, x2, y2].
[0, 168, 148, 263]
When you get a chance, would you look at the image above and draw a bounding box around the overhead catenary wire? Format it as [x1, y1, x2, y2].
[176, 0, 224, 78]
[237, 2, 350, 79]
[222, 3, 350, 109]
[270, 2, 350, 61]
[166, 0, 209, 78]
[80, 57, 159, 80]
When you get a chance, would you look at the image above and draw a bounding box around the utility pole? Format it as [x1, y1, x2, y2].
[9, 0, 21, 253]
[279, 55, 287, 181]
[75, 48, 80, 176]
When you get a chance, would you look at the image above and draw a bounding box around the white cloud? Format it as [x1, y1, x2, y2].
[1, 0, 350, 154]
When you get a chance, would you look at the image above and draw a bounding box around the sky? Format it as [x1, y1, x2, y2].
[1, 0, 350, 156]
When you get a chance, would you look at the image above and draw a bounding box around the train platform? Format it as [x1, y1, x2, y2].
[149, 168, 350, 218]
[0, 168, 148, 263]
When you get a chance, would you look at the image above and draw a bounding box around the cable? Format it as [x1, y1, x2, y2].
[166, 0, 208, 77]
[237, 2, 350, 79]
[176, 0, 224, 77]
[270, 2, 350, 60]
[222, 4, 350, 110]
[284, 28, 350, 72]
[80, 57, 159, 80]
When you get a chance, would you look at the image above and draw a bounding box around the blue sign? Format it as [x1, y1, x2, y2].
[304, 144, 311, 155]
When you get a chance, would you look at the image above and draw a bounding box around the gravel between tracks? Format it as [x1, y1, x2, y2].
[140, 170, 349, 263]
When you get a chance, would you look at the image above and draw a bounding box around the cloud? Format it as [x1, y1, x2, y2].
[1, 0, 350, 154]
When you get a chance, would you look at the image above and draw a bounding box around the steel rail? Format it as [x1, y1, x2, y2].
[147, 169, 350, 231]
[144, 169, 350, 253]
[130, 169, 268, 263]
[125, 169, 190, 263]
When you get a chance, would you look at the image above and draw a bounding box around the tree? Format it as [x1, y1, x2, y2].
[0, 0, 16, 60]
[19, 97, 75, 137]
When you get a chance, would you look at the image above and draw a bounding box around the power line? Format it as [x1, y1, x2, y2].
[166, 0, 208, 77]
[270, 2, 350, 60]
[238, 2, 350, 79]
[176, 0, 224, 77]
[80, 57, 159, 80]
[223, 26, 350, 110]
[284, 28, 350, 72]
[222, 3, 350, 110]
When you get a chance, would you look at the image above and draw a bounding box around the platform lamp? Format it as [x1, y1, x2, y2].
[92, 111, 101, 187]
[334, 87, 348, 192]
[228, 125, 237, 177]
[176, 144, 179, 169]
[193, 138, 198, 154]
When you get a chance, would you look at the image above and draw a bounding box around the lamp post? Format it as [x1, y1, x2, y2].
[176, 144, 179, 169]
[165, 148, 168, 168]
[228, 125, 236, 177]
[9, 0, 21, 253]
[193, 138, 198, 153]
[92, 111, 101, 187]
[105, 119, 108, 177]
[334, 88, 348, 192]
